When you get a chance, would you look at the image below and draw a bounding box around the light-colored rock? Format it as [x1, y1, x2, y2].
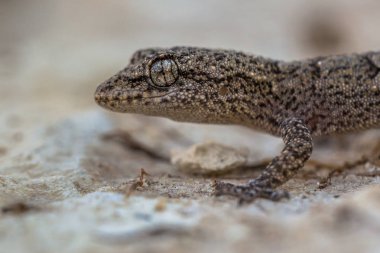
[171, 141, 248, 174]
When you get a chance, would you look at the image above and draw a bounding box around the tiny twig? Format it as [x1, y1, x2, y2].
[126, 168, 150, 196]
[317, 156, 370, 189]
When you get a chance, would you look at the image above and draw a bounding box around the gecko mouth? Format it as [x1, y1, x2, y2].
[94, 86, 179, 112]
[94, 88, 178, 102]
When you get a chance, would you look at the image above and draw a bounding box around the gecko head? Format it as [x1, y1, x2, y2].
[95, 47, 248, 123]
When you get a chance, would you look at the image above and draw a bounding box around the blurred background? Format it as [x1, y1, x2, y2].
[1, 1, 380, 253]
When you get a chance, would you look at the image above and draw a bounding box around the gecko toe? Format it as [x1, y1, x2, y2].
[237, 188, 290, 205]
[213, 181, 240, 197]
[268, 189, 290, 201]
[214, 180, 290, 203]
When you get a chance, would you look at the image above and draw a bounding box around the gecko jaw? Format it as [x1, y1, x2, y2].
[94, 83, 180, 113]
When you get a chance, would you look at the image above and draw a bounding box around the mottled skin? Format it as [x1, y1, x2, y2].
[95, 47, 380, 203]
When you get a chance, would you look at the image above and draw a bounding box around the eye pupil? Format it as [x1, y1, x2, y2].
[150, 58, 178, 87]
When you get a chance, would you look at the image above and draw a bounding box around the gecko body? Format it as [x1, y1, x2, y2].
[95, 47, 380, 203]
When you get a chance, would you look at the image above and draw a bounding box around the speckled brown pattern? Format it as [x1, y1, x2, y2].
[95, 47, 380, 202]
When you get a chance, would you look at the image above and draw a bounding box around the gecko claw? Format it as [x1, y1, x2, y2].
[213, 180, 290, 204]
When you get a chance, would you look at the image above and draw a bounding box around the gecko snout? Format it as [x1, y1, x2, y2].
[94, 79, 117, 106]
[94, 82, 107, 103]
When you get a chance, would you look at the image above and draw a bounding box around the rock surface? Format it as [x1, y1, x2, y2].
[1, 1, 380, 253]
[171, 142, 249, 174]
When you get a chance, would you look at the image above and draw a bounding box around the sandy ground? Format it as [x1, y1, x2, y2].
[1, 1, 380, 253]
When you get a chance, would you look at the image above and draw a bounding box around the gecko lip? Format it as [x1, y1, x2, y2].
[94, 86, 179, 112]
[95, 89, 178, 102]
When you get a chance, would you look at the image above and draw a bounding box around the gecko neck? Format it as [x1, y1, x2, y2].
[181, 53, 287, 135]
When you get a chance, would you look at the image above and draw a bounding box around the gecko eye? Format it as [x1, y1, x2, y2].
[149, 58, 179, 87]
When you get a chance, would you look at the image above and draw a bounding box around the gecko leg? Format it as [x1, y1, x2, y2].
[215, 118, 313, 204]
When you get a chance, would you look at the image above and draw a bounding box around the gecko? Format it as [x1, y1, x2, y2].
[94, 47, 380, 204]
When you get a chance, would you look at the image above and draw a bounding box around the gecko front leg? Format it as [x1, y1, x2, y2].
[215, 118, 313, 204]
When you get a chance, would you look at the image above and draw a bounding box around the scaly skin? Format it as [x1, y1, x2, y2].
[95, 47, 380, 203]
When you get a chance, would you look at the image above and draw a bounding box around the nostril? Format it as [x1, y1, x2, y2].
[94, 92, 101, 102]
[94, 83, 109, 102]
